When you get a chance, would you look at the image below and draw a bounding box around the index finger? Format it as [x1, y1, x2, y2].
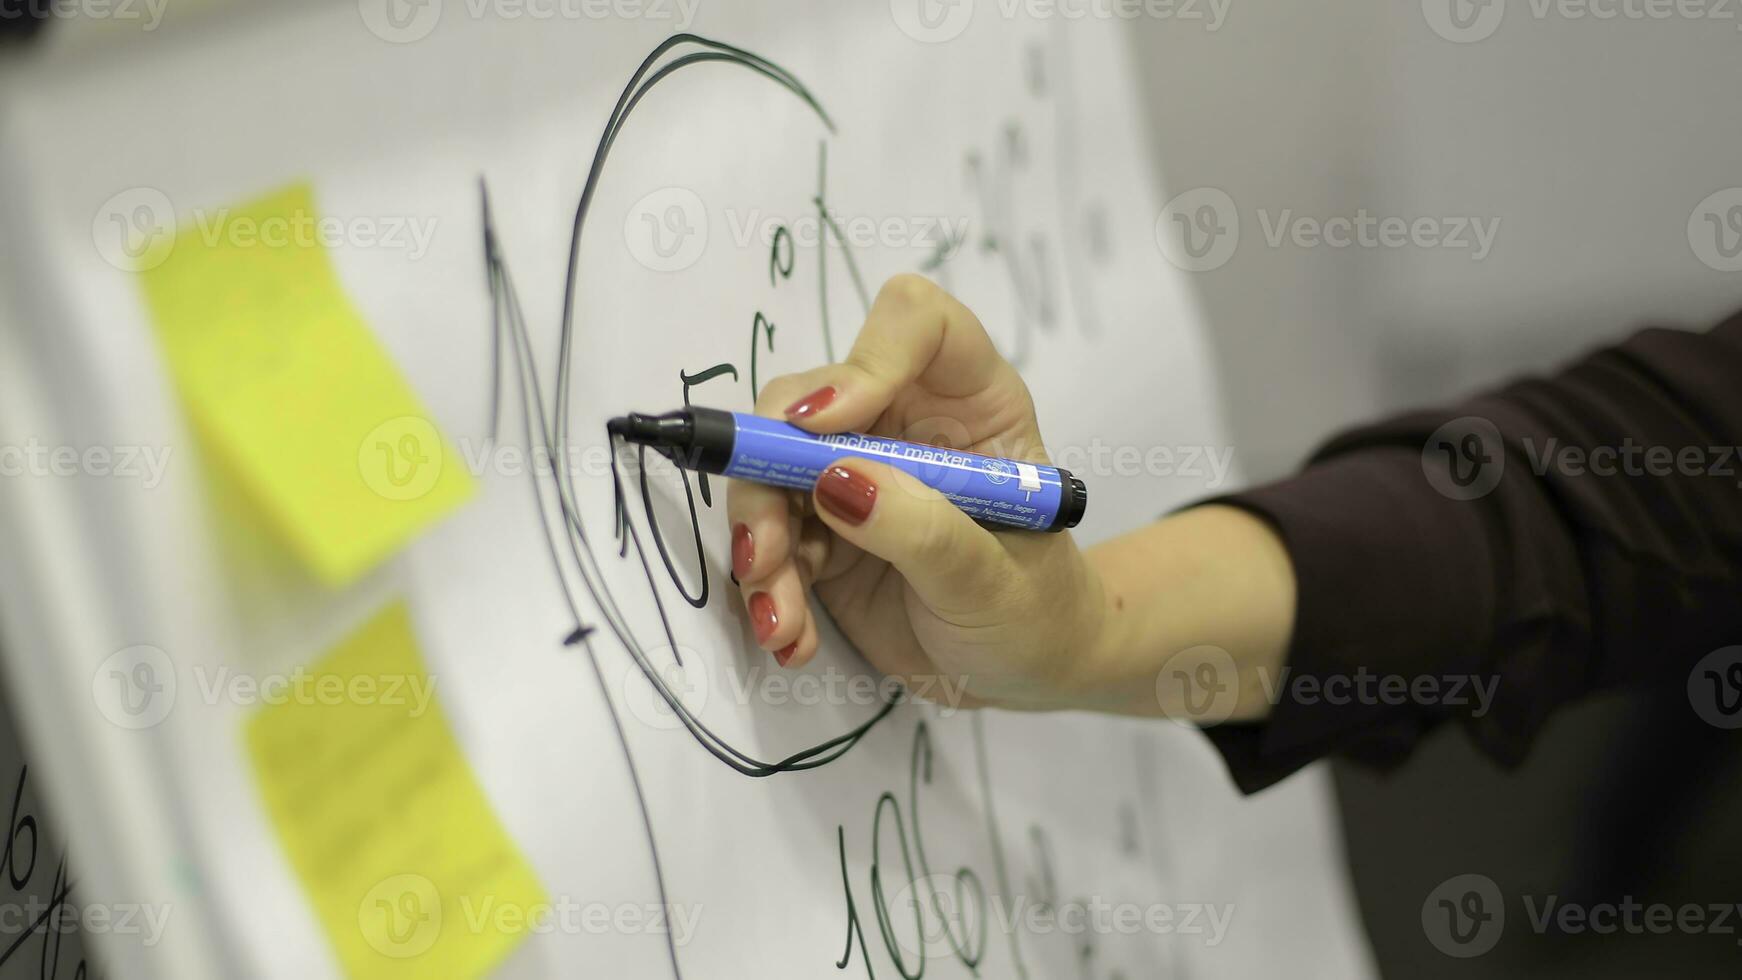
[771, 273, 1019, 435]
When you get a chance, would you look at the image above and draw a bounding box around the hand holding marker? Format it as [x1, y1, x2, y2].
[703, 274, 1116, 709]
[609, 408, 1088, 532]
[623, 246, 1742, 788]
[633, 275, 1292, 727]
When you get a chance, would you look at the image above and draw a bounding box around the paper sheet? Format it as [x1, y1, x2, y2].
[139, 184, 473, 586]
[245, 602, 545, 979]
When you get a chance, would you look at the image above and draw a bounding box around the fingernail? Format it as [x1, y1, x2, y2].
[784, 385, 837, 420]
[774, 643, 797, 667]
[816, 465, 876, 526]
[731, 523, 754, 580]
[749, 592, 779, 644]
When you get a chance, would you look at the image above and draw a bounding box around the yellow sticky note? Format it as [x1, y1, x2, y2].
[246, 602, 545, 978]
[139, 184, 472, 585]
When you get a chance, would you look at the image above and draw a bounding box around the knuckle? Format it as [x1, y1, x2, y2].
[844, 347, 900, 389]
[753, 374, 808, 415]
[909, 502, 969, 571]
[728, 487, 783, 532]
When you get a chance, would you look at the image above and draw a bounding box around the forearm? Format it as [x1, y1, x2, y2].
[1073, 505, 1296, 722]
[1164, 314, 1742, 793]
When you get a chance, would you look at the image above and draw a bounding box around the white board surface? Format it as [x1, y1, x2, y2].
[0, 3, 1374, 977]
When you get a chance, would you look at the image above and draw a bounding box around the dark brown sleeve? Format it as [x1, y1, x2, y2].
[1203, 311, 1742, 794]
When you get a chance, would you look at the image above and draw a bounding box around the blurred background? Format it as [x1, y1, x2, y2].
[1129, 4, 1742, 977]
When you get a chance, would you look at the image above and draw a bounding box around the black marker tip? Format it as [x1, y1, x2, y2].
[607, 411, 695, 450]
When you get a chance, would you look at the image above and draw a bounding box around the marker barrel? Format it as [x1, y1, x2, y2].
[707, 410, 1085, 532]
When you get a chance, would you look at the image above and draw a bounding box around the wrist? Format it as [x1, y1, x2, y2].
[1060, 545, 1156, 715]
[1068, 506, 1298, 721]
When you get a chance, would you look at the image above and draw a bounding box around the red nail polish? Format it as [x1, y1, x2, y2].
[731, 523, 754, 580]
[774, 643, 797, 667]
[784, 385, 837, 420]
[816, 465, 876, 526]
[749, 592, 778, 644]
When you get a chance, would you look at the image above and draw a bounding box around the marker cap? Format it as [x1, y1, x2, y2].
[1049, 469, 1087, 531]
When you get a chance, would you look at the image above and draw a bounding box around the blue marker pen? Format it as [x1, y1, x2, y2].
[609, 407, 1086, 532]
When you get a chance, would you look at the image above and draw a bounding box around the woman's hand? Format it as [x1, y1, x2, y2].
[725, 273, 1296, 720]
[725, 273, 1103, 711]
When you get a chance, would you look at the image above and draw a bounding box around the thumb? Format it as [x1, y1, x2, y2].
[811, 458, 1012, 617]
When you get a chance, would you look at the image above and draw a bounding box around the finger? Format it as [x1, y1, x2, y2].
[792, 515, 837, 583]
[725, 478, 795, 587]
[740, 552, 810, 658]
[775, 274, 1020, 434]
[776, 601, 822, 671]
[752, 371, 819, 420]
[810, 458, 1013, 621]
